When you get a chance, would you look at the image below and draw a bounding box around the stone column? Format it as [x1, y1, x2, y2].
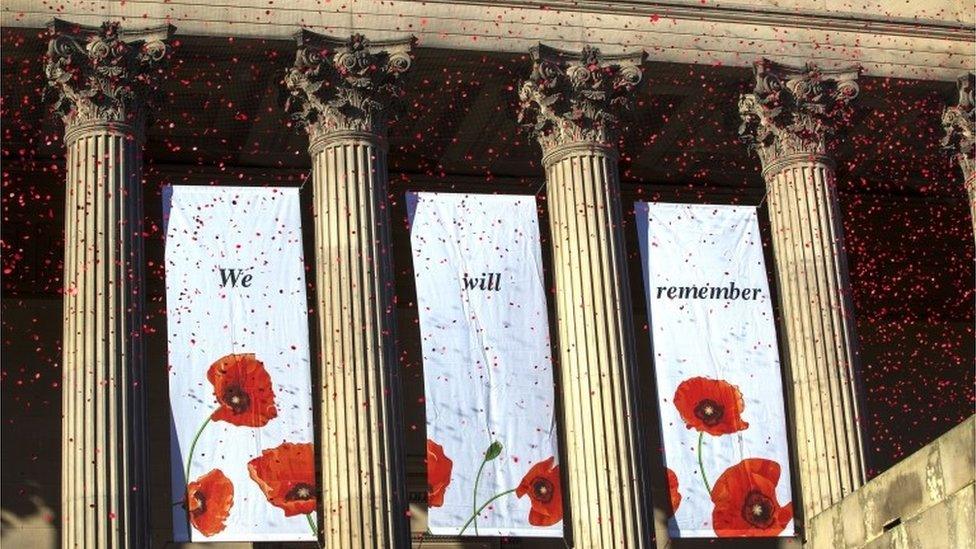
[738, 59, 866, 522]
[942, 73, 975, 239]
[519, 45, 651, 547]
[45, 19, 172, 548]
[285, 31, 412, 548]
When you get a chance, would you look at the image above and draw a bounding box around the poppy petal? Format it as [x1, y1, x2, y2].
[248, 442, 317, 517]
[516, 457, 563, 527]
[426, 439, 453, 508]
[667, 468, 682, 515]
[673, 377, 749, 436]
[208, 353, 278, 428]
[711, 458, 792, 537]
[187, 469, 234, 537]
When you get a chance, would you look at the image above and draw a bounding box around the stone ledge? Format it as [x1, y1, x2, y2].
[806, 415, 975, 549]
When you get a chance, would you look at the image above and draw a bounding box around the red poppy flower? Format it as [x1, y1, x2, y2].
[673, 377, 749, 436]
[248, 442, 317, 516]
[711, 458, 793, 537]
[186, 469, 234, 537]
[666, 468, 682, 515]
[426, 439, 453, 508]
[208, 353, 278, 427]
[516, 456, 563, 527]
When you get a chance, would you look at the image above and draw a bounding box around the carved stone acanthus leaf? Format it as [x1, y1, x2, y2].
[285, 31, 414, 148]
[738, 59, 860, 170]
[45, 19, 174, 139]
[518, 44, 646, 158]
[941, 73, 975, 182]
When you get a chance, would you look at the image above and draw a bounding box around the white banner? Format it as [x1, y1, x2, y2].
[408, 192, 563, 538]
[164, 186, 318, 542]
[636, 202, 795, 538]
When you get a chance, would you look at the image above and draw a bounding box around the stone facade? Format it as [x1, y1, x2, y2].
[1, 1, 974, 548]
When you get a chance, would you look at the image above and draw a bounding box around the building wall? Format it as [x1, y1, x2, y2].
[1, 1, 974, 546]
[806, 416, 974, 549]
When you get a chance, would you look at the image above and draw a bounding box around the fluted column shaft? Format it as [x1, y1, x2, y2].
[310, 132, 405, 547]
[285, 32, 412, 548]
[46, 19, 171, 548]
[764, 155, 866, 519]
[519, 44, 650, 547]
[545, 144, 648, 547]
[739, 59, 866, 523]
[61, 125, 149, 548]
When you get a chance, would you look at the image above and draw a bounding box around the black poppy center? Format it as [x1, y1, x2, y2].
[741, 490, 774, 528]
[531, 477, 554, 504]
[222, 384, 251, 414]
[694, 399, 725, 426]
[190, 491, 207, 516]
[285, 482, 315, 502]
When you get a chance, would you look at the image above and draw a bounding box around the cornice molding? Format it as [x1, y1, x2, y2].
[416, 0, 974, 42]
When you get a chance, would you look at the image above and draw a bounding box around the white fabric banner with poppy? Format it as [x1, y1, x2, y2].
[164, 186, 318, 542]
[408, 192, 563, 538]
[636, 202, 795, 539]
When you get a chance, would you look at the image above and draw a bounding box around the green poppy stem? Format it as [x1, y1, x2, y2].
[306, 513, 317, 537]
[185, 413, 214, 483]
[697, 431, 711, 494]
[472, 456, 488, 535]
[470, 440, 503, 536]
[182, 411, 215, 536]
[458, 488, 517, 536]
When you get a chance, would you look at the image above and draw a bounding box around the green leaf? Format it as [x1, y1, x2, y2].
[484, 441, 503, 461]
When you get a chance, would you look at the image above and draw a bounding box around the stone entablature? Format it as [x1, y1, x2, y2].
[4, 0, 971, 81]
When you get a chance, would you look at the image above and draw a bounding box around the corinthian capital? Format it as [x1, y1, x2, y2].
[739, 59, 860, 171]
[518, 44, 646, 160]
[284, 31, 414, 150]
[45, 19, 174, 141]
[942, 73, 975, 181]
